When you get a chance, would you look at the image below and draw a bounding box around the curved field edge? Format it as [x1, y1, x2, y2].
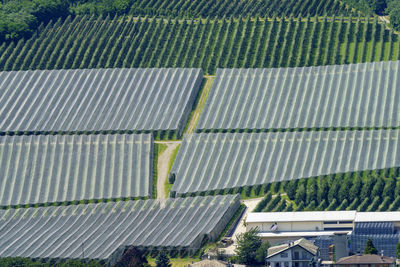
[0, 16, 398, 75]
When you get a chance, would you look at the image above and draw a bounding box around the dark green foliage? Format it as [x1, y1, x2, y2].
[364, 239, 378, 255]
[387, 0, 400, 31]
[348, 198, 359, 210]
[305, 200, 316, 211]
[272, 181, 281, 193]
[156, 251, 171, 267]
[254, 192, 272, 212]
[336, 199, 348, 210]
[256, 242, 271, 264]
[0, 0, 69, 42]
[396, 242, 400, 259]
[285, 180, 298, 199]
[295, 183, 306, 204]
[235, 228, 263, 266]
[255, 169, 400, 213]
[317, 199, 327, 211]
[371, 177, 385, 198]
[327, 199, 338, 211]
[1, 17, 398, 74]
[295, 201, 305, 211]
[358, 197, 371, 212]
[306, 178, 318, 203]
[318, 177, 329, 203]
[274, 199, 287, 212]
[349, 174, 363, 201]
[115, 247, 150, 267]
[389, 196, 400, 211]
[338, 175, 352, 202]
[263, 195, 281, 212]
[71, 0, 355, 18]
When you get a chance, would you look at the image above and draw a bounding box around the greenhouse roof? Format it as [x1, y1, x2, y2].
[0, 195, 240, 259]
[0, 68, 202, 135]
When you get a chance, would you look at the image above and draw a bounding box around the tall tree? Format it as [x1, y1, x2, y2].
[235, 228, 263, 265]
[364, 239, 378, 255]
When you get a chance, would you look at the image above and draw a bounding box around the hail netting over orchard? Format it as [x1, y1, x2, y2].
[0, 68, 202, 136]
[170, 130, 400, 196]
[196, 61, 400, 131]
[0, 134, 153, 207]
[0, 195, 240, 259]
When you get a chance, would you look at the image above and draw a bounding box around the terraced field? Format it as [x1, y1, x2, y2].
[0, 16, 398, 75]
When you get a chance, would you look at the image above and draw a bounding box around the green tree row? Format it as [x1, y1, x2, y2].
[69, 0, 356, 18]
[254, 168, 400, 212]
[0, 15, 398, 75]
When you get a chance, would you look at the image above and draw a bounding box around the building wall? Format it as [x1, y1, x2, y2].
[247, 221, 324, 232]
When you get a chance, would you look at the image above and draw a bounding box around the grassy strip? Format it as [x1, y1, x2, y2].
[153, 143, 167, 199]
[164, 144, 181, 197]
[183, 76, 215, 135]
[147, 256, 200, 267]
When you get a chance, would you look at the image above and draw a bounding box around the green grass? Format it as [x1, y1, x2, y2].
[147, 256, 200, 267]
[153, 143, 167, 199]
[164, 144, 181, 197]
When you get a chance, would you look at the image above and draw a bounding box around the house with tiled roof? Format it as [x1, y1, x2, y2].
[266, 238, 320, 267]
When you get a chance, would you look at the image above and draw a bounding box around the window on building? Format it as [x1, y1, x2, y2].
[281, 252, 288, 258]
[284, 262, 289, 267]
[294, 251, 299, 260]
[302, 252, 308, 259]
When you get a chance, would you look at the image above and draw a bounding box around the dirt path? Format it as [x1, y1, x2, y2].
[157, 142, 180, 199]
[221, 197, 263, 255]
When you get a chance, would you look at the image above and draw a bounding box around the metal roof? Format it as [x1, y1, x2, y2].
[355, 212, 400, 222]
[247, 211, 357, 223]
[258, 231, 346, 238]
[247, 211, 400, 223]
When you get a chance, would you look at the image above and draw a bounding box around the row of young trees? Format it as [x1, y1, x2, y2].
[0, 15, 399, 75]
[254, 168, 400, 212]
[71, 0, 355, 18]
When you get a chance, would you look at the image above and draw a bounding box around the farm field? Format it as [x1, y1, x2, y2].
[0, 195, 240, 259]
[0, 16, 398, 75]
[170, 130, 400, 196]
[0, 134, 153, 208]
[196, 61, 400, 132]
[0, 68, 202, 137]
[123, 0, 354, 18]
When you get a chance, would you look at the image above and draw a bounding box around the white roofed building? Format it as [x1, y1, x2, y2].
[246, 211, 400, 258]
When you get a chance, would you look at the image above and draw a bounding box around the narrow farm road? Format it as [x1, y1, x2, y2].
[220, 197, 263, 255]
[157, 142, 180, 199]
